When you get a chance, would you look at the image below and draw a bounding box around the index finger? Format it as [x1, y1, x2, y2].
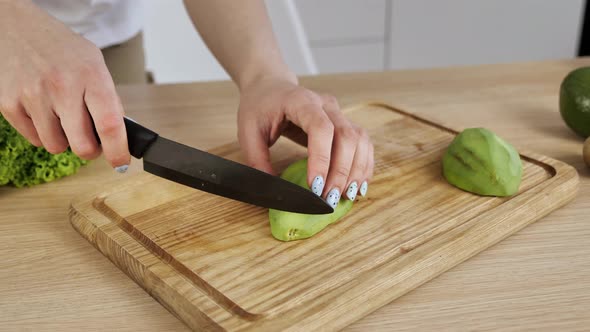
[285, 103, 334, 196]
[84, 72, 130, 171]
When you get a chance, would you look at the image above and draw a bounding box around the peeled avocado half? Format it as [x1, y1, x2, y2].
[269, 159, 354, 241]
[442, 128, 523, 197]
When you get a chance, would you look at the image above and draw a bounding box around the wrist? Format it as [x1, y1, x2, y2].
[237, 65, 298, 93]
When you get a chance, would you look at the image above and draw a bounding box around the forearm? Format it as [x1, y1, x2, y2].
[183, 0, 297, 90]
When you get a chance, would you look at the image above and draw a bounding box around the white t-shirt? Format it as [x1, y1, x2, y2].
[32, 0, 143, 48]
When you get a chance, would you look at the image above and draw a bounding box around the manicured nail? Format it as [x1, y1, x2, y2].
[311, 175, 324, 196]
[326, 188, 340, 208]
[115, 165, 129, 173]
[346, 181, 358, 201]
[360, 181, 368, 197]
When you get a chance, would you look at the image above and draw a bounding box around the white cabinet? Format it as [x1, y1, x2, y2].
[294, 0, 585, 74]
[296, 0, 388, 73]
[296, 0, 387, 42]
[388, 0, 585, 69]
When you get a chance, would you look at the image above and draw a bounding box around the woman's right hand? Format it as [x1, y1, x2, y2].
[0, 0, 130, 171]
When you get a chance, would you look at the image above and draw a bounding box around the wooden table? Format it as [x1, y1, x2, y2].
[1, 59, 589, 331]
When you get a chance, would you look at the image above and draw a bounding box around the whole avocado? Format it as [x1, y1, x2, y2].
[560, 66, 590, 138]
[442, 128, 523, 197]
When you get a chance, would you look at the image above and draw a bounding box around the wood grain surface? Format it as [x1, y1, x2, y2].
[1, 59, 590, 331]
[70, 103, 577, 331]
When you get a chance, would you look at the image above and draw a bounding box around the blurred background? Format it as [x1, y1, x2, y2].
[142, 0, 586, 83]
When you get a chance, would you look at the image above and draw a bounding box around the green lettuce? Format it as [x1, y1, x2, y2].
[0, 114, 88, 187]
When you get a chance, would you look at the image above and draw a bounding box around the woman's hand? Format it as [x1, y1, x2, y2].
[0, 1, 130, 172]
[183, 0, 374, 205]
[237, 75, 374, 208]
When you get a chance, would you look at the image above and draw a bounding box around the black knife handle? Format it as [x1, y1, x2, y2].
[92, 117, 159, 159]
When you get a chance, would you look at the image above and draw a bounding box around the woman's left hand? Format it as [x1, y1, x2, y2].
[237, 75, 374, 208]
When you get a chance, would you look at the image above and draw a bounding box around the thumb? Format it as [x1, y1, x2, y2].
[238, 123, 275, 175]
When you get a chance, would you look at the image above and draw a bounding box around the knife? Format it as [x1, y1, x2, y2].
[94, 117, 334, 215]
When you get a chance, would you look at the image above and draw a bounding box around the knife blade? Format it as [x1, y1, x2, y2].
[95, 117, 334, 215]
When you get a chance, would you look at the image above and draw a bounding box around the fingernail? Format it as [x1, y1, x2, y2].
[346, 181, 358, 201]
[311, 175, 324, 196]
[360, 181, 368, 197]
[115, 165, 129, 173]
[326, 188, 340, 208]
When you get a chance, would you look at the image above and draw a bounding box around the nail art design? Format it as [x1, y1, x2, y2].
[360, 181, 368, 197]
[115, 165, 129, 173]
[346, 181, 358, 201]
[311, 175, 324, 196]
[326, 188, 340, 208]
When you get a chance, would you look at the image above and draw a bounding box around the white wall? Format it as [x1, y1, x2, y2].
[142, 0, 228, 83]
[142, 0, 585, 83]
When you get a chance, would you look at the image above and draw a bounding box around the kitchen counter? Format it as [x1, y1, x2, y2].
[1, 59, 589, 331]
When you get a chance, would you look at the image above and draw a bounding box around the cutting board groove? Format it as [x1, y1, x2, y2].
[70, 103, 578, 331]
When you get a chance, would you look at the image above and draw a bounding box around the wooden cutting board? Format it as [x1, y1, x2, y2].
[70, 103, 578, 331]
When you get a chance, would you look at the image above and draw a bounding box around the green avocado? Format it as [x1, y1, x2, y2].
[560, 66, 590, 138]
[442, 128, 522, 197]
[269, 159, 354, 241]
